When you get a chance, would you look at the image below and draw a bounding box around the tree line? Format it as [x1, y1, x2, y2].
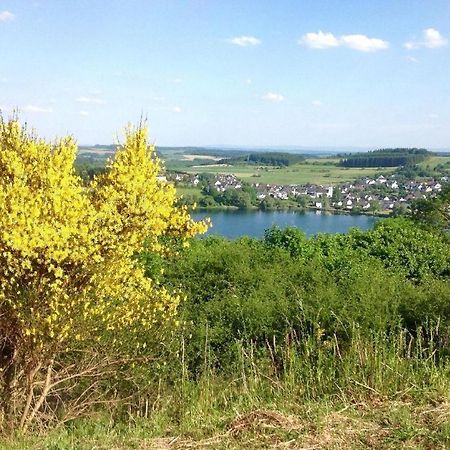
[338, 148, 430, 168]
[219, 152, 305, 166]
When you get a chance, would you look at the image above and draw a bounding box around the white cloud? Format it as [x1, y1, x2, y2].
[299, 31, 389, 52]
[423, 28, 447, 47]
[228, 36, 261, 47]
[406, 55, 418, 63]
[170, 78, 183, 84]
[404, 28, 448, 49]
[22, 105, 52, 113]
[299, 31, 340, 49]
[429, 113, 439, 119]
[0, 11, 15, 22]
[312, 100, 323, 107]
[79, 111, 89, 116]
[340, 34, 389, 52]
[262, 92, 284, 102]
[173, 106, 182, 113]
[246, 78, 252, 85]
[76, 96, 105, 105]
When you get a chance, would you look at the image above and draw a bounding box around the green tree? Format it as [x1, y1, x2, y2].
[410, 184, 450, 231]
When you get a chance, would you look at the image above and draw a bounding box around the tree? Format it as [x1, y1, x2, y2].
[410, 184, 450, 231]
[0, 117, 207, 431]
[369, 199, 381, 215]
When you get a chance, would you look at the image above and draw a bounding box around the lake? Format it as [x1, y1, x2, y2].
[191, 209, 380, 239]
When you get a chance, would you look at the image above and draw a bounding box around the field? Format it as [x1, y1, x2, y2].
[419, 155, 450, 170]
[162, 153, 450, 186]
[76, 147, 450, 187]
[173, 185, 203, 198]
[171, 162, 394, 185]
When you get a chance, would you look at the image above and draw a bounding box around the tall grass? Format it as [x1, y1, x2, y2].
[3, 322, 449, 448]
[123, 322, 450, 432]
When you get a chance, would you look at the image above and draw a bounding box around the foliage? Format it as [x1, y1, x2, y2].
[339, 148, 430, 168]
[0, 117, 207, 431]
[1, 117, 449, 442]
[159, 222, 450, 370]
[410, 183, 450, 231]
[219, 152, 305, 167]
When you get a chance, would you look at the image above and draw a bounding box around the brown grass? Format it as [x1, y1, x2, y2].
[136, 402, 450, 450]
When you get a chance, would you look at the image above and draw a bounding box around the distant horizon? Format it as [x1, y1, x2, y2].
[78, 143, 450, 154]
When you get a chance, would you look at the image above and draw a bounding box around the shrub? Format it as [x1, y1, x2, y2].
[0, 117, 207, 431]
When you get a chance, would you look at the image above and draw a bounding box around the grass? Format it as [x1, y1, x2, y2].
[418, 155, 450, 170]
[173, 185, 203, 198]
[3, 326, 449, 449]
[168, 161, 394, 185]
[166, 153, 450, 186]
[6, 403, 449, 449]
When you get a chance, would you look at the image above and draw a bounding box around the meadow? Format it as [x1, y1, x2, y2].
[166, 158, 394, 185]
[163, 152, 450, 185]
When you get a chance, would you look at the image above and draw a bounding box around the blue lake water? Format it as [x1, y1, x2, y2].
[191, 210, 380, 239]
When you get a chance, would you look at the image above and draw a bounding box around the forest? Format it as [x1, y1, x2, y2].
[338, 148, 430, 168]
[218, 152, 306, 166]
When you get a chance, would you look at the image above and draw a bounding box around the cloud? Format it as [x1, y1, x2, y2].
[79, 111, 89, 116]
[429, 113, 439, 119]
[227, 36, 261, 47]
[312, 100, 323, 107]
[262, 92, 284, 102]
[22, 105, 52, 113]
[0, 77, 8, 83]
[246, 78, 252, 85]
[340, 34, 389, 52]
[173, 106, 182, 113]
[404, 28, 448, 49]
[299, 31, 340, 49]
[76, 96, 105, 105]
[0, 11, 15, 22]
[170, 78, 183, 84]
[299, 30, 389, 52]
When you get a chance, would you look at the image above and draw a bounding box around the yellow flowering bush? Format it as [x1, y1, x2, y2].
[0, 116, 207, 430]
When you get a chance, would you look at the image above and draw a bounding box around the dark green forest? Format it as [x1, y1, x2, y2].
[219, 152, 306, 166]
[339, 148, 430, 168]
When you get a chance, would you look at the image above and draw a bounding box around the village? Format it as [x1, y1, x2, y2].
[168, 171, 449, 213]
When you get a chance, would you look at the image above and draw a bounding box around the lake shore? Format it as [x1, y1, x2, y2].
[192, 204, 390, 218]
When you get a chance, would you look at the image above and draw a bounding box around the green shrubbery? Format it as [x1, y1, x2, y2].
[160, 218, 450, 372]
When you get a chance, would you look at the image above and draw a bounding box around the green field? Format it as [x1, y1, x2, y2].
[418, 154, 450, 170]
[173, 162, 394, 185]
[174, 185, 202, 197]
[164, 153, 450, 186]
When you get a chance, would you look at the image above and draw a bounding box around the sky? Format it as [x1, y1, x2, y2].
[0, 0, 449, 148]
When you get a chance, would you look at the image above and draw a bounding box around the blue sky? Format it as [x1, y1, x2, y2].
[0, 0, 449, 148]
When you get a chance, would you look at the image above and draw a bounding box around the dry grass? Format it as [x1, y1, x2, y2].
[132, 402, 450, 449]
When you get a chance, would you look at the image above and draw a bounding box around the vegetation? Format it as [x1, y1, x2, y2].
[219, 152, 305, 167]
[410, 183, 450, 231]
[339, 148, 430, 168]
[0, 117, 207, 432]
[1, 120, 450, 448]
